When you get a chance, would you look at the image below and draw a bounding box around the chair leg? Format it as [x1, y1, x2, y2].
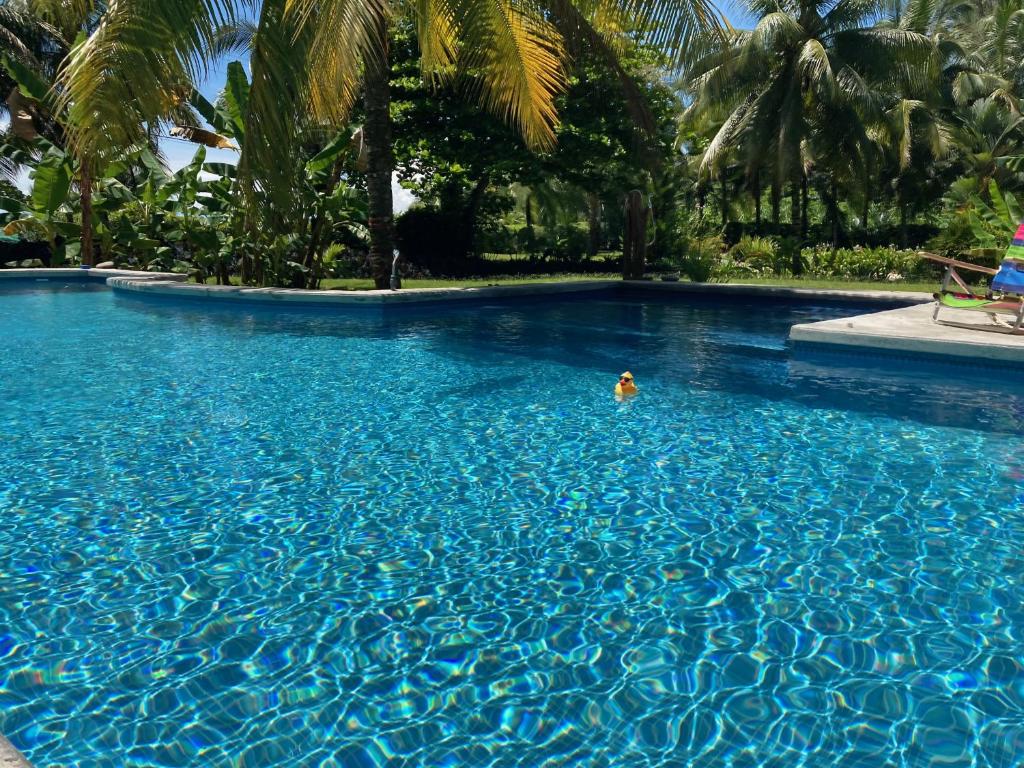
[941, 266, 952, 292]
[932, 301, 941, 323]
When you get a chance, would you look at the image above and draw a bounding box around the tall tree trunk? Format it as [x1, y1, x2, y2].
[623, 190, 646, 280]
[771, 182, 780, 227]
[363, 16, 397, 289]
[830, 175, 839, 248]
[800, 174, 809, 240]
[754, 171, 762, 228]
[862, 186, 870, 236]
[80, 157, 94, 267]
[587, 192, 601, 256]
[898, 181, 908, 248]
[720, 175, 728, 228]
[464, 172, 490, 259]
[790, 179, 799, 236]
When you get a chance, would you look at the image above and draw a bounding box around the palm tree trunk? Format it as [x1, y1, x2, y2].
[363, 16, 397, 289]
[623, 190, 646, 279]
[898, 181, 908, 248]
[464, 172, 490, 258]
[754, 171, 762, 228]
[790, 180, 799, 236]
[587, 192, 601, 256]
[800, 174, 809, 240]
[720, 176, 728, 228]
[771, 182, 780, 227]
[830, 175, 839, 248]
[862, 188, 869, 236]
[80, 157, 94, 267]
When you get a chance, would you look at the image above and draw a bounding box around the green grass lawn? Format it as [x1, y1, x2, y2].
[721, 277, 938, 292]
[199, 274, 945, 293]
[320, 273, 619, 290]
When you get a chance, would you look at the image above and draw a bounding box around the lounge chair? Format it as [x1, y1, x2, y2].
[920, 245, 1024, 333]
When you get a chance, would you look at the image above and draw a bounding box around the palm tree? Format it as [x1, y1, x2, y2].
[0, 2, 67, 182]
[682, 0, 936, 243]
[930, 0, 1024, 103]
[53, 0, 722, 287]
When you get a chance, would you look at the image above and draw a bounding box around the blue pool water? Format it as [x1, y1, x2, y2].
[2, 283, 1024, 768]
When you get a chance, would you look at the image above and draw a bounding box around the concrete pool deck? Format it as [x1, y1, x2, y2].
[0, 736, 31, 768]
[790, 301, 1024, 364]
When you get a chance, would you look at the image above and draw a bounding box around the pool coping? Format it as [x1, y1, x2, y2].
[105, 272, 932, 307]
[0, 267, 186, 283]
[0, 735, 31, 768]
[0, 268, 935, 306]
[105, 275, 621, 304]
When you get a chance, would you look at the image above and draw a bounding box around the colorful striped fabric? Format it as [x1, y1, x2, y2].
[1006, 222, 1024, 260]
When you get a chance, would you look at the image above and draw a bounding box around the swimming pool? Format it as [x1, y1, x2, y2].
[2, 282, 1024, 768]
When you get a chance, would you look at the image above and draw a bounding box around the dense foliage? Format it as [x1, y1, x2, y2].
[2, 0, 1024, 285]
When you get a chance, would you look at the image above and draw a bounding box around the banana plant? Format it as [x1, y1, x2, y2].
[0, 139, 78, 263]
[943, 177, 1023, 263]
[176, 61, 364, 287]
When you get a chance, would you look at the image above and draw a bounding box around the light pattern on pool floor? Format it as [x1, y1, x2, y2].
[1, 286, 1023, 767]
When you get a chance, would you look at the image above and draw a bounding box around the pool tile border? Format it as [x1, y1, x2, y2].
[624, 279, 932, 305]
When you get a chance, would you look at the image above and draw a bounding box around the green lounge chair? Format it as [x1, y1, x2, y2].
[921, 244, 1024, 333]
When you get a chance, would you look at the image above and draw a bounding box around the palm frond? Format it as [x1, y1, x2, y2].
[209, 20, 259, 58]
[450, 0, 566, 150]
[57, 0, 242, 157]
[609, 0, 723, 67]
[285, 0, 388, 128]
[416, 0, 460, 77]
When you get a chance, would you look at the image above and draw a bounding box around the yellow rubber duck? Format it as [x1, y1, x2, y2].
[615, 371, 638, 397]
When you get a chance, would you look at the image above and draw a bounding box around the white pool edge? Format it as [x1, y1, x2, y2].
[0, 735, 32, 768]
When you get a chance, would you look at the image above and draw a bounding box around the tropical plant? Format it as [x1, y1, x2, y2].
[52, 0, 723, 286]
[941, 177, 1022, 262]
[682, 0, 938, 242]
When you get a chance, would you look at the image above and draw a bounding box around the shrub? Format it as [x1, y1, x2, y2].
[679, 234, 725, 282]
[727, 235, 784, 276]
[801, 245, 933, 281]
[553, 226, 588, 262]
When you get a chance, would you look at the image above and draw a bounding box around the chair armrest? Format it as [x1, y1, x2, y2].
[917, 251, 1000, 275]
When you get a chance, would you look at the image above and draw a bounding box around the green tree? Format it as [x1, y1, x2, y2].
[682, 0, 936, 245]
[53, 0, 721, 287]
